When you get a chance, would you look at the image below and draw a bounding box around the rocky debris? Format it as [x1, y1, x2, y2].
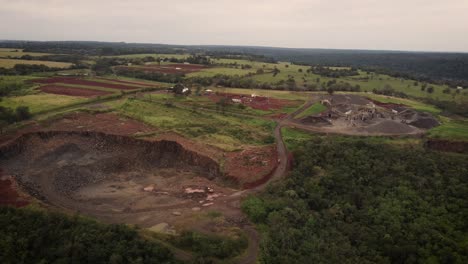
[143, 184, 156, 192]
[172, 211, 182, 216]
[206, 193, 220, 201]
[192, 207, 201, 211]
[202, 202, 214, 207]
[184, 187, 205, 194]
[409, 117, 440, 129]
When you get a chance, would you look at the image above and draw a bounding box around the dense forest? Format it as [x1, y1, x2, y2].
[242, 140, 468, 264]
[0, 207, 177, 264]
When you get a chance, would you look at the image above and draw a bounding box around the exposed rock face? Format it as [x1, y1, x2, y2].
[0, 131, 223, 199]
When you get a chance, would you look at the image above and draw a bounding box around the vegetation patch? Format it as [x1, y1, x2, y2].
[242, 139, 468, 263]
[0, 207, 176, 263]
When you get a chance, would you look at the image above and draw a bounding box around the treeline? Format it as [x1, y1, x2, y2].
[170, 230, 248, 261]
[0, 77, 30, 96]
[0, 64, 68, 75]
[91, 55, 210, 75]
[16, 54, 86, 64]
[0, 207, 177, 264]
[0, 40, 184, 56]
[242, 139, 468, 264]
[114, 67, 184, 83]
[308, 66, 359, 78]
[0, 105, 31, 128]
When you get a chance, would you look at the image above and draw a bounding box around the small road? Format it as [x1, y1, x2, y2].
[228, 97, 321, 264]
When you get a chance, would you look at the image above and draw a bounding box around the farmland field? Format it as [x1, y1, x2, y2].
[0, 58, 72, 69]
[0, 48, 50, 58]
[0, 94, 85, 113]
[187, 67, 256, 77]
[104, 53, 190, 59]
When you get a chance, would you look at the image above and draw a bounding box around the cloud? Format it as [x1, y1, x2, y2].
[0, 0, 467, 51]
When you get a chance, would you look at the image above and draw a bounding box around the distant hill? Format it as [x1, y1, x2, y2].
[1, 40, 467, 86]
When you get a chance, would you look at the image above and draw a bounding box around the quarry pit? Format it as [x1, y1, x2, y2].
[0, 131, 242, 228]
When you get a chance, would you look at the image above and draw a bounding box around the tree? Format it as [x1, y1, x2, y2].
[15, 106, 31, 121]
[327, 87, 334, 95]
[272, 67, 280, 77]
[427, 86, 434, 94]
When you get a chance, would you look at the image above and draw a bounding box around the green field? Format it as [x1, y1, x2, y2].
[0, 94, 86, 114]
[211, 87, 311, 101]
[117, 98, 275, 151]
[355, 92, 442, 114]
[428, 117, 468, 140]
[0, 58, 72, 69]
[295, 102, 327, 118]
[187, 67, 256, 77]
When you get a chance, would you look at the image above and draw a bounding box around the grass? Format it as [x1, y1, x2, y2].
[295, 102, 327, 118]
[0, 48, 50, 58]
[356, 92, 442, 114]
[117, 98, 275, 151]
[428, 117, 468, 141]
[211, 87, 310, 101]
[281, 127, 316, 150]
[0, 94, 86, 113]
[0, 58, 72, 69]
[281, 127, 423, 151]
[104, 53, 190, 59]
[187, 67, 256, 77]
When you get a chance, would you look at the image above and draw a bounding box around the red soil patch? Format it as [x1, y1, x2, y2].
[115, 63, 206, 75]
[95, 77, 157, 88]
[0, 169, 29, 207]
[368, 98, 407, 110]
[32, 77, 140, 90]
[207, 93, 299, 111]
[40, 85, 112, 98]
[0, 113, 156, 147]
[224, 145, 278, 185]
[41, 113, 156, 135]
[147, 132, 223, 161]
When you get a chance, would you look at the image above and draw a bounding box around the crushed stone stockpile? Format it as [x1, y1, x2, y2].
[362, 120, 416, 134]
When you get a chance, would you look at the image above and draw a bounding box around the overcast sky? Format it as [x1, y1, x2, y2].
[1, 0, 467, 52]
